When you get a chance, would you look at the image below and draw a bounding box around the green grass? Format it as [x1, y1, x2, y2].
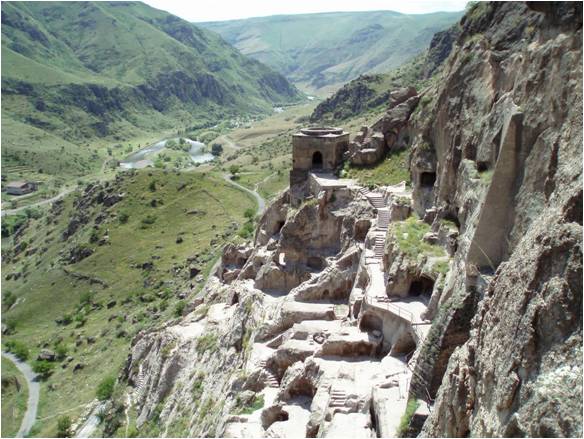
[479, 169, 494, 184]
[1, 1, 301, 189]
[346, 148, 410, 187]
[237, 394, 265, 415]
[201, 10, 462, 93]
[391, 216, 446, 259]
[397, 398, 420, 437]
[1, 357, 29, 437]
[196, 334, 218, 354]
[0, 169, 254, 437]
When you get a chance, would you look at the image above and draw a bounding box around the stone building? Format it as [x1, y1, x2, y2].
[5, 180, 37, 196]
[289, 127, 349, 185]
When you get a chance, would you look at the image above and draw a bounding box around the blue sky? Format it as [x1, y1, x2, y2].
[144, 0, 469, 22]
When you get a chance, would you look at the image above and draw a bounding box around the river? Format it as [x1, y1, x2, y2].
[119, 138, 214, 169]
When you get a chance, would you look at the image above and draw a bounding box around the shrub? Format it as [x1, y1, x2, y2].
[74, 313, 87, 328]
[5, 340, 29, 361]
[238, 394, 265, 415]
[96, 376, 116, 401]
[196, 334, 218, 354]
[238, 222, 255, 239]
[244, 208, 255, 219]
[32, 360, 55, 379]
[2, 291, 17, 309]
[54, 343, 68, 361]
[191, 373, 205, 401]
[174, 300, 186, 317]
[148, 180, 157, 192]
[57, 416, 72, 438]
[24, 208, 42, 220]
[397, 399, 420, 437]
[58, 313, 73, 326]
[211, 143, 223, 156]
[118, 212, 129, 224]
[229, 165, 240, 176]
[141, 215, 157, 228]
[89, 229, 100, 243]
[79, 291, 93, 306]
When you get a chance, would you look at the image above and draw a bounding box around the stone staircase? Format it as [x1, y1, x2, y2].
[329, 388, 347, 408]
[133, 365, 146, 401]
[374, 236, 385, 258]
[376, 208, 390, 231]
[257, 359, 280, 388]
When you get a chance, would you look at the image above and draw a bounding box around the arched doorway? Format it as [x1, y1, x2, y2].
[312, 151, 323, 169]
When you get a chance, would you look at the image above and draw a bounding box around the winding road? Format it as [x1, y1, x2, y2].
[222, 173, 266, 214]
[2, 352, 40, 438]
[1, 188, 73, 217]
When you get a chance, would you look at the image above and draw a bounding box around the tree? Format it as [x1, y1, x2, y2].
[211, 143, 223, 156]
[5, 340, 29, 361]
[32, 360, 55, 379]
[229, 165, 240, 177]
[244, 208, 255, 219]
[96, 376, 116, 401]
[57, 416, 72, 438]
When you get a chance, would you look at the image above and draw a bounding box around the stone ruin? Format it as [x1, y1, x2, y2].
[348, 86, 419, 166]
[289, 127, 349, 186]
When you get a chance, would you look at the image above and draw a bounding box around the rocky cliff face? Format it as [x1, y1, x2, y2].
[111, 2, 582, 438]
[405, 2, 583, 437]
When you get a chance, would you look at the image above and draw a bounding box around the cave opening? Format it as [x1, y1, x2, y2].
[276, 220, 285, 233]
[420, 172, 436, 187]
[477, 161, 490, 173]
[409, 276, 435, 296]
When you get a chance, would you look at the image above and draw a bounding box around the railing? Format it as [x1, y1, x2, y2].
[365, 294, 414, 322]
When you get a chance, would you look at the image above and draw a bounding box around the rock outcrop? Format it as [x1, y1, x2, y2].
[347, 87, 419, 166]
[405, 2, 583, 437]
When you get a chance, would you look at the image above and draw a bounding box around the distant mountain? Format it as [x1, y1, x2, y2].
[200, 10, 463, 93]
[1, 1, 301, 176]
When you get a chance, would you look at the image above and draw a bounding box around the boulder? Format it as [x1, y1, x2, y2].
[37, 349, 56, 361]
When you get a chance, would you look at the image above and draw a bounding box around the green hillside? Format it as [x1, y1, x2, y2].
[1, 169, 256, 437]
[1, 1, 302, 180]
[199, 10, 462, 93]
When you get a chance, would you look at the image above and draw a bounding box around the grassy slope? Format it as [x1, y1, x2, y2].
[200, 10, 462, 93]
[1, 1, 301, 185]
[1, 169, 255, 437]
[1, 357, 29, 438]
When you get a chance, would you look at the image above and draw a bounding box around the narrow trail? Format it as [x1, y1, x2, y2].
[75, 402, 106, 438]
[217, 135, 242, 150]
[222, 173, 266, 215]
[1, 188, 73, 217]
[2, 352, 40, 438]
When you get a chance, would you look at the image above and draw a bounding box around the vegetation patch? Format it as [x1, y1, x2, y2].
[391, 216, 446, 259]
[237, 393, 265, 415]
[346, 148, 410, 187]
[96, 376, 116, 401]
[1, 357, 29, 437]
[397, 398, 420, 437]
[196, 334, 218, 354]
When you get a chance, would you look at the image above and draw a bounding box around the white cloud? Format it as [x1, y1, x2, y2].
[143, 0, 469, 22]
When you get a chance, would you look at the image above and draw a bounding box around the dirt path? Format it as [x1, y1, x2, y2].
[1, 188, 73, 217]
[2, 352, 40, 438]
[222, 173, 266, 215]
[217, 135, 242, 150]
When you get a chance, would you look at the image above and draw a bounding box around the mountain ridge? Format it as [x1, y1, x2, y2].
[1, 1, 302, 177]
[200, 9, 463, 92]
